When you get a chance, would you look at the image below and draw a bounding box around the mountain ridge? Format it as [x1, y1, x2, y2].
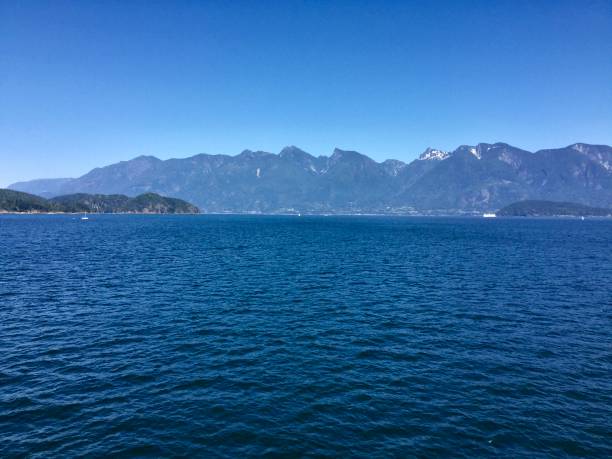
[9, 142, 612, 214]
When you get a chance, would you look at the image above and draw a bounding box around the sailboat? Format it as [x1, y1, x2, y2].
[81, 212, 89, 221]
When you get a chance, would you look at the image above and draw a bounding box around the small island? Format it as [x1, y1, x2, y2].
[497, 200, 612, 217]
[0, 189, 199, 214]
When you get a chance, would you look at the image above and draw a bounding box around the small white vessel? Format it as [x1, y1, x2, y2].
[483, 213, 497, 218]
[81, 213, 89, 221]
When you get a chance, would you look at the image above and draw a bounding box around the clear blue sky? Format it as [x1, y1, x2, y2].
[1, 0, 611, 186]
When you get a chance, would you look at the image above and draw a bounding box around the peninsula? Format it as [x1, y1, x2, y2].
[497, 200, 612, 217]
[0, 189, 199, 214]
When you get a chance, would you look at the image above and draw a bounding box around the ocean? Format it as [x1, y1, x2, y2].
[1, 215, 610, 457]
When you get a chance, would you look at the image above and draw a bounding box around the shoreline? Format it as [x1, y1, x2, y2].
[1, 211, 610, 219]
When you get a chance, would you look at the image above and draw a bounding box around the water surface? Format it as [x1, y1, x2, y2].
[1, 215, 611, 457]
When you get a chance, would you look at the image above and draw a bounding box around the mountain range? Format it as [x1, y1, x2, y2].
[9, 142, 612, 214]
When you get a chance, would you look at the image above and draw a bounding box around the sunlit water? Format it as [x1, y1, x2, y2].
[1, 215, 611, 457]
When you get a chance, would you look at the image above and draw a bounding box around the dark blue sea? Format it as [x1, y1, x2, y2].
[1, 215, 611, 457]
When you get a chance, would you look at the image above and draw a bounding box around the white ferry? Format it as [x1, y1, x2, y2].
[482, 213, 497, 218]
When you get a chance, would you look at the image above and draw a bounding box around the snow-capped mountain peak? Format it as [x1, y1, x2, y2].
[570, 143, 588, 154]
[418, 148, 449, 161]
[469, 147, 481, 160]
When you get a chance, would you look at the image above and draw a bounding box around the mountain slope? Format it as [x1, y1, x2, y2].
[0, 189, 54, 212]
[9, 142, 612, 213]
[6, 178, 76, 199]
[395, 143, 535, 209]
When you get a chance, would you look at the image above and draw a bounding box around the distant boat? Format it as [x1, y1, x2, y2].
[81, 212, 89, 221]
[483, 213, 496, 218]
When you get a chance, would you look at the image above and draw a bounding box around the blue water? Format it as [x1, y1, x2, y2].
[1, 215, 611, 457]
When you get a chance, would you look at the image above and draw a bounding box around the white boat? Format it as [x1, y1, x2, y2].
[483, 213, 497, 218]
[81, 213, 89, 221]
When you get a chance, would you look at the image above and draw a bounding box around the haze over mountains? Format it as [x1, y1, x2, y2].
[10, 142, 612, 214]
